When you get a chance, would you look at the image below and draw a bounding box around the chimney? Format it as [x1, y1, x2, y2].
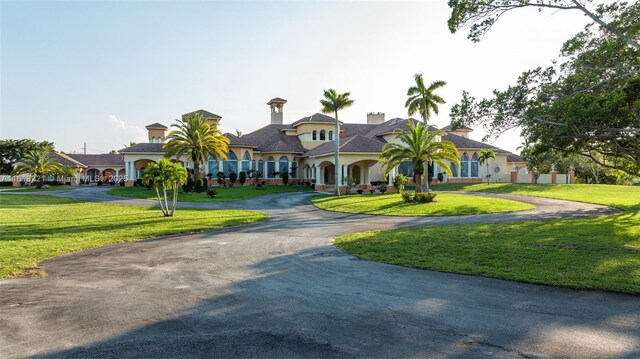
[367, 112, 385, 125]
[267, 97, 287, 124]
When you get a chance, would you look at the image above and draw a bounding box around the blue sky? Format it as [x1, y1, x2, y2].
[1, 1, 590, 154]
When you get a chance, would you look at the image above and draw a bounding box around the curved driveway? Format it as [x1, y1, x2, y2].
[1, 187, 637, 358]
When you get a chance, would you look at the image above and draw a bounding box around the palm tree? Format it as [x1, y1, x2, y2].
[320, 89, 355, 196]
[477, 149, 496, 183]
[12, 149, 62, 188]
[405, 73, 447, 191]
[142, 159, 188, 217]
[164, 112, 229, 184]
[379, 120, 459, 193]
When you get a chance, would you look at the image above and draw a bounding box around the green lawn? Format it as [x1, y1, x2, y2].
[0, 194, 268, 278]
[108, 185, 313, 202]
[311, 193, 534, 216]
[335, 184, 640, 294]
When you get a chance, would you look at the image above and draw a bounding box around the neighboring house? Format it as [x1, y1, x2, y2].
[115, 98, 538, 190]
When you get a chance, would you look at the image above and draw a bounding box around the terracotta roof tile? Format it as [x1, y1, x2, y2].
[304, 135, 385, 157]
[118, 143, 166, 153]
[66, 153, 125, 167]
[291, 113, 341, 126]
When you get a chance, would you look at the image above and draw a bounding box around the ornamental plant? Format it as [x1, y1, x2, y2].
[142, 158, 189, 217]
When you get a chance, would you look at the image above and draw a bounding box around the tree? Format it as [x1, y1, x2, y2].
[477, 149, 496, 183]
[379, 120, 460, 193]
[320, 89, 355, 196]
[12, 149, 62, 188]
[0, 139, 54, 174]
[450, 2, 640, 176]
[164, 112, 229, 184]
[405, 74, 447, 191]
[447, 0, 639, 49]
[142, 159, 188, 217]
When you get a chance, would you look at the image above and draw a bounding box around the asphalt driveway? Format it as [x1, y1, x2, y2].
[0, 187, 637, 358]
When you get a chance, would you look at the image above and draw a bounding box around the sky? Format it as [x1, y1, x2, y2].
[1, 1, 592, 154]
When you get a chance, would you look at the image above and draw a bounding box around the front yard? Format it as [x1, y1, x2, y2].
[108, 184, 313, 202]
[335, 184, 640, 294]
[311, 192, 534, 216]
[0, 194, 268, 278]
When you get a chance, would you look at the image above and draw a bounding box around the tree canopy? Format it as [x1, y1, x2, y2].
[0, 139, 55, 175]
[449, 1, 640, 175]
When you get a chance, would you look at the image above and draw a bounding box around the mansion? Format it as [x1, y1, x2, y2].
[48, 97, 545, 190]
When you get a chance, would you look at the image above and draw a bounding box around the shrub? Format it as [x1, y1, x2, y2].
[356, 189, 363, 194]
[256, 183, 265, 190]
[415, 192, 437, 203]
[216, 171, 225, 186]
[194, 178, 206, 193]
[343, 176, 356, 194]
[377, 183, 387, 194]
[229, 172, 238, 187]
[369, 189, 375, 194]
[182, 176, 194, 193]
[401, 192, 414, 203]
[437, 172, 444, 182]
[282, 172, 289, 185]
[393, 174, 409, 192]
[97, 180, 103, 186]
[120, 180, 125, 187]
[239, 171, 247, 186]
[206, 189, 218, 199]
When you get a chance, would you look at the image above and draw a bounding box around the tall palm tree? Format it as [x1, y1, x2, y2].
[477, 149, 496, 183]
[405, 73, 447, 191]
[320, 89, 355, 196]
[379, 120, 459, 193]
[164, 112, 229, 184]
[12, 149, 62, 188]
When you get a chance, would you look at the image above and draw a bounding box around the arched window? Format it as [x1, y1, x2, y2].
[449, 161, 459, 177]
[207, 155, 219, 177]
[291, 158, 297, 178]
[471, 153, 479, 177]
[267, 156, 275, 178]
[397, 161, 414, 177]
[460, 153, 469, 177]
[257, 160, 264, 178]
[251, 159, 256, 173]
[242, 151, 251, 173]
[279, 156, 289, 176]
[312, 130, 317, 140]
[223, 151, 238, 176]
[320, 130, 326, 141]
[328, 131, 333, 141]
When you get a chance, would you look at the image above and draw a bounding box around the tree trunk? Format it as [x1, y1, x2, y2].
[422, 115, 429, 192]
[415, 173, 423, 193]
[193, 159, 200, 184]
[334, 111, 340, 197]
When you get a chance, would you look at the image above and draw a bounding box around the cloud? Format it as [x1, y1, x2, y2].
[106, 115, 147, 144]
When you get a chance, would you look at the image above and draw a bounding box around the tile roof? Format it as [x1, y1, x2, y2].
[507, 153, 525, 162]
[304, 135, 385, 157]
[52, 153, 87, 168]
[182, 109, 222, 120]
[262, 141, 302, 153]
[342, 123, 377, 137]
[118, 143, 166, 153]
[291, 113, 341, 126]
[364, 118, 439, 138]
[240, 124, 307, 153]
[441, 124, 473, 131]
[145, 123, 167, 129]
[66, 153, 125, 167]
[223, 133, 255, 147]
[442, 133, 509, 153]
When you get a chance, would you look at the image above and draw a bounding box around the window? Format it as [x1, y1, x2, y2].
[461, 153, 469, 177]
[397, 161, 414, 177]
[449, 161, 458, 177]
[257, 160, 264, 178]
[320, 130, 326, 141]
[471, 153, 479, 177]
[207, 155, 219, 176]
[242, 151, 251, 173]
[251, 160, 256, 174]
[328, 131, 333, 141]
[223, 151, 238, 176]
[291, 159, 297, 178]
[312, 130, 317, 140]
[267, 156, 275, 178]
[279, 156, 289, 176]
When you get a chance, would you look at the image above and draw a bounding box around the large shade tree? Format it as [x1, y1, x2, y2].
[0, 139, 54, 175]
[320, 89, 355, 196]
[405, 73, 447, 191]
[164, 112, 229, 184]
[379, 120, 459, 193]
[12, 149, 62, 188]
[142, 159, 188, 217]
[449, 1, 640, 176]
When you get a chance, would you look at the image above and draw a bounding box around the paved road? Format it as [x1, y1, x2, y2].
[1, 187, 637, 358]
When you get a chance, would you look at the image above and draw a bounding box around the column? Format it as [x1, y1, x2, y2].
[388, 168, 393, 186]
[237, 160, 242, 175]
[317, 166, 323, 185]
[289, 161, 293, 176]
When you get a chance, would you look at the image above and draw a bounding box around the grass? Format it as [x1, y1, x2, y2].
[108, 184, 313, 202]
[311, 193, 534, 216]
[335, 184, 640, 294]
[0, 194, 268, 278]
